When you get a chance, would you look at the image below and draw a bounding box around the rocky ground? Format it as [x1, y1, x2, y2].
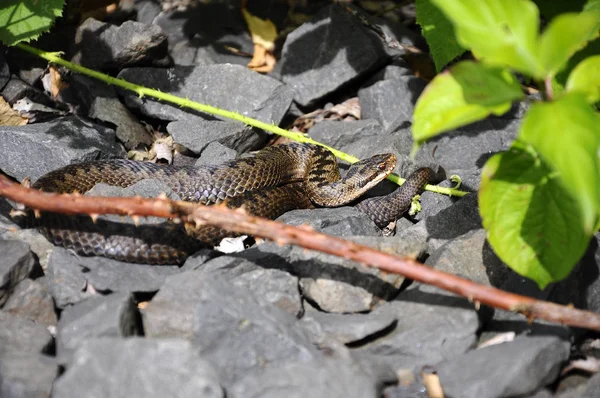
[1, 1, 599, 397]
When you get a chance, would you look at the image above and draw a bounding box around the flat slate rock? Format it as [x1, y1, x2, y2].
[280, 5, 389, 107]
[118, 64, 294, 130]
[0, 240, 38, 306]
[190, 273, 319, 386]
[56, 292, 140, 362]
[0, 311, 54, 354]
[0, 116, 124, 182]
[355, 297, 479, 370]
[3, 277, 57, 327]
[53, 338, 223, 398]
[230, 357, 395, 398]
[0, 351, 57, 398]
[72, 18, 170, 71]
[435, 336, 570, 398]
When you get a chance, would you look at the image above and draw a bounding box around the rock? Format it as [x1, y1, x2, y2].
[195, 142, 238, 166]
[56, 292, 140, 362]
[3, 278, 57, 327]
[52, 338, 223, 398]
[278, 207, 382, 237]
[0, 217, 54, 270]
[118, 65, 293, 136]
[135, 0, 162, 25]
[435, 336, 570, 398]
[0, 52, 9, 91]
[280, 5, 389, 107]
[0, 311, 54, 354]
[0, 116, 124, 182]
[0, 240, 38, 306]
[168, 119, 263, 155]
[72, 18, 170, 71]
[242, 228, 427, 313]
[300, 310, 397, 345]
[190, 273, 318, 385]
[46, 248, 93, 309]
[0, 351, 57, 398]
[230, 268, 302, 316]
[580, 372, 600, 398]
[358, 75, 427, 133]
[354, 298, 479, 370]
[1, 75, 55, 106]
[415, 117, 521, 191]
[230, 357, 393, 398]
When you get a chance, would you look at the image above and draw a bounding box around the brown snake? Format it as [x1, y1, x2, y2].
[21, 142, 432, 264]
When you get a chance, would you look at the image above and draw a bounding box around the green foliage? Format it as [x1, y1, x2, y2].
[415, 0, 600, 288]
[415, 0, 465, 72]
[0, 0, 64, 46]
[413, 62, 522, 143]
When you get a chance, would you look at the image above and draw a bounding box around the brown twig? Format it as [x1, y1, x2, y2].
[1, 174, 600, 330]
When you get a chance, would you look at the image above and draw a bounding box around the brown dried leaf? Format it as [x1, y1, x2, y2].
[0, 97, 27, 126]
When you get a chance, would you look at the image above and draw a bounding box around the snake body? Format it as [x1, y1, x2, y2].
[25, 143, 431, 264]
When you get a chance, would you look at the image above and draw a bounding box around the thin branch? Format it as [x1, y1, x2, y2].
[1, 174, 599, 331]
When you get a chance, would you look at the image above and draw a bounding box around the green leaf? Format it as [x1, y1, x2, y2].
[480, 146, 591, 288]
[537, 12, 600, 78]
[415, 0, 465, 72]
[584, 0, 600, 14]
[566, 55, 600, 102]
[0, 0, 64, 46]
[518, 94, 600, 234]
[430, 0, 543, 77]
[413, 61, 523, 143]
[556, 37, 600, 86]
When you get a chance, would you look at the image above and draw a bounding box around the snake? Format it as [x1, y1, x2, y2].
[22, 142, 432, 264]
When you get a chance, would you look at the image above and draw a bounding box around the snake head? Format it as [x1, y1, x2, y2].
[345, 153, 397, 195]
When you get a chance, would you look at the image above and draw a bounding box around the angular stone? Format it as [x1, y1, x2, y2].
[0, 240, 38, 306]
[56, 292, 140, 361]
[355, 298, 479, 370]
[191, 273, 319, 386]
[195, 142, 237, 166]
[3, 278, 57, 327]
[0, 351, 57, 398]
[0, 311, 53, 354]
[0, 116, 124, 182]
[46, 248, 93, 309]
[280, 5, 389, 107]
[436, 336, 570, 398]
[52, 338, 223, 398]
[72, 18, 170, 71]
[359, 76, 427, 133]
[118, 65, 293, 131]
[168, 119, 264, 155]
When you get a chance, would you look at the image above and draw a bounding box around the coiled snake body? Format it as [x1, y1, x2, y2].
[25, 143, 432, 264]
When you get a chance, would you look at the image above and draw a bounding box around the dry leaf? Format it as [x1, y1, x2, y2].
[0, 97, 27, 126]
[242, 7, 278, 73]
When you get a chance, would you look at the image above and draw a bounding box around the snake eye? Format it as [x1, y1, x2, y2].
[377, 163, 387, 171]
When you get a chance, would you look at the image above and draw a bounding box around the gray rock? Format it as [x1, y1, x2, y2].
[195, 142, 237, 166]
[358, 76, 427, 133]
[52, 338, 223, 398]
[436, 336, 570, 398]
[0, 52, 9, 91]
[0, 351, 57, 398]
[0, 311, 53, 354]
[242, 230, 427, 313]
[135, 0, 162, 25]
[230, 357, 391, 398]
[300, 310, 397, 345]
[415, 117, 521, 191]
[56, 292, 140, 362]
[46, 248, 92, 309]
[280, 5, 389, 107]
[1, 75, 55, 106]
[580, 372, 600, 398]
[168, 119, 263, 155]
[0, 240, 38, 306]
[355, 298, 479, 370]
[278, 207, 382, 237]
[118, 65, 293, 134]
[190, 273, 318, 385]
[72, 18, 170, 71]
[230, 268, 302, 316]
[0, 215, 55, 270]
[3, 278, 57, 327]
[0, 116, 124, 182]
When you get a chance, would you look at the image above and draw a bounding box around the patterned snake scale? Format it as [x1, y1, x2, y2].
[23, 142, 432, 264]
